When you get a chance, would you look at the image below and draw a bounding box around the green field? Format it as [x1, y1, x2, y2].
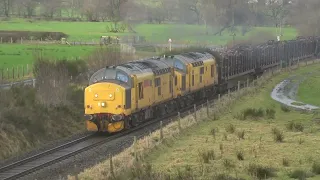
[0, 19, 297, 44]
[296, 69, 320, 107]
[142, 64, 320, 179]
[0, 44, 96, 69]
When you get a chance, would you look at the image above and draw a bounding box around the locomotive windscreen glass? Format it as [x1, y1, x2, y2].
[174, 60, 186, 72]
[89, 68, 129, 85]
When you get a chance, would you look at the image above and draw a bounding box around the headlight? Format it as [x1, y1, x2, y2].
[95, 94, 98, 98]
[109, 94, 113, 98]
[101, 102, 106, 107]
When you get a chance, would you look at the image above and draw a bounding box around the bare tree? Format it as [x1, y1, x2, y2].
[289, 0, 320, 36]
[41, 0, 62, 18]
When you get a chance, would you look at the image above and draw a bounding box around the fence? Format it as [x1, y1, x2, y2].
[0, 64, 33, 83]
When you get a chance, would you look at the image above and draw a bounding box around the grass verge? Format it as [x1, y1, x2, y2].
[296, 69, 320, 107]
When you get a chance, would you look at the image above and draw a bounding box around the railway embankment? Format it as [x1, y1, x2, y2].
[70, 60, 320, 180]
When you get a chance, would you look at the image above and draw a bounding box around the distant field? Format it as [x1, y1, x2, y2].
[0, 19, 297, 44]
[0, 44, 96, 69]
[296, 69, 320, 107]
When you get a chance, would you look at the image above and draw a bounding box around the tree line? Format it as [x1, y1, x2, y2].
[0, 0, 319, 35]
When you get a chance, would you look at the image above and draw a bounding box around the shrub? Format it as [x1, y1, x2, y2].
[312, 161, 320, 174]
[236, 150, 244, 161]
[223, 159, 235, 170]
[281, 105, 291, 112]
[237, 130, 245, 140]
[247, 164, 276, 180]
[199, 150, 215, 163]
[287, 121, 304, 132]
[213, 174, 245, 180]
[266, 108, 276, 119]
[210, 127, 217, 139]
[225, 124, 235, 134]
[272, 127, 284, 142]
[288, 169, 309, 180]
[282, 158, 290, 167]
[238, 108, 265, 120]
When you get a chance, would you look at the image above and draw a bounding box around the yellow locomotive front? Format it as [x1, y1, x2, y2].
[84, 67, 132, 133]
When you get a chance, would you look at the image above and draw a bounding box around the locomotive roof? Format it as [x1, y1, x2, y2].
[116, 58, 171, 75]
[174, 52, 213, 66]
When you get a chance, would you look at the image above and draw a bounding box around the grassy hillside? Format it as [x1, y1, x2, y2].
[73, 61, 320, 180]
[296, 69, 320, 107]
[0, 19, 297, 44]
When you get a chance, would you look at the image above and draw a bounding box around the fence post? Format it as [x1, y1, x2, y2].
[12, 67, 14, 79]
[206, 99, 209, 117]
[133, 136, 137, 160]
[177, 112, 181, 132]
[0, 37, 2, 43]
[238, 81, 240, 91]
[194, 104, 197, 121]
[10, 37, 13, 43]
[20, 37, 23, 44]
[33, 79, 36, 88]
[228, 89, 230, 98]
[17, 66, 19, 79]
[109, 154, 115, 178]
[218, 94, 221, 102]
[22, 65, 24, 77]
[160, 121, 163, 140]
[247, 78, 249, 87]
[7, 68, 9, 79]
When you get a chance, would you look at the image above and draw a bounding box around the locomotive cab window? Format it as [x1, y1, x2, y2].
[138, 82, 144, 99]
[200, 67, 204, 75]
[211, 65, 215, 77]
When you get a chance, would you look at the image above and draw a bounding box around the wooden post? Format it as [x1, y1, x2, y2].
[109, 154, 115, 178]
[33, 79, 36, 88]
[218, 94, 221, 102]
[7, 68, 9, 79]
[17, 66, 19, 78]
[178, 112, 181, 132]
[228, 89, 230, 98]
[247, 78, 249, 87]
[133, 136, 137, 160]
[160, 121, 163, 140]
[0, 37, 2, 43]
[12, 67, 14, 79]
[238, 81, 240, 91]
[10, 37, 13, 43]
[20, 37, 23, 44]
[22, 65, 24, 77]
[194, 104, 197, 121]
[206, 99, 209, 117]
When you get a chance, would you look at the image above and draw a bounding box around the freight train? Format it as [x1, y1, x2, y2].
[84, 36, 320, 133]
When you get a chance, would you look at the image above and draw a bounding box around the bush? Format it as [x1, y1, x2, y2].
[281, 105, 291, 112]
[225, 124, 235, 134]
[236, 150, 244, 161]
[288, 169, 310, 180]
[282, 158, 290, 167]
[312, 161, 320, 174]
[272, 128, 284, 142]
[237, 130, 245, 140]
[266, 108, 276, 119]
[199, 150, 215, 163]
[247, 164, 277, 180]
[286, 121, 304, 132]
